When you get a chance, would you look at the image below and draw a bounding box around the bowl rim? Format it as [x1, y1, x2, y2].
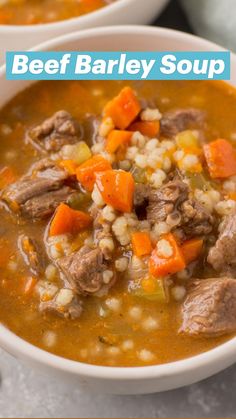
[20, 24, 230, 56]
[0, 0, 136, 31]
[1, 323, 236, 380]
[0, 25, 236, 381]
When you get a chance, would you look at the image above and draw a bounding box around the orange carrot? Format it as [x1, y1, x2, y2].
[203, 139, 236, 178]
[0, 166, 15, 189]
[23, 276, 37, 296]
[49, 203, 92, 236]
[129, 121, 160, 138]
[149, 233, 186, 277]
[181, 238, 203, 265]
[59, 159, 78, 175]
[227, 192, 236, 201]
[131, 232, 152, 257]
[96, 170, 134, 213]
[105, 130, 133, 154]
[76, 155, 112, 192]
[104, 87, 141, 130]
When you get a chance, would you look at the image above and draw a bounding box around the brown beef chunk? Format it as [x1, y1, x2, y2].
[3, 177, 53, 206]
[134, 180, 214, 237]
[2, 159, 67, 203]
[21, 186, 75, 219]
[18, 234, 47, 275]
[208, 212, 236, 272]
[160, 108, 205, 138]
[147, 180, 188, 224]
[40, 292, 83, 320]
[26, 110, 81, 153]
[133, 183, 151, 207]
[1, 160, 75, 219]
[90, 204, 113, 261]
[57, 246, 115, 296]
[180, 277, 236, 337]
[133, 183, 150, 221]
[180, 198, 214, 236]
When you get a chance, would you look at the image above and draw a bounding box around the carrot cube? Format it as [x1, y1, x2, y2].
[204, 139, 236, 178]
[181, 238, 203, 265]
[129, 121, 160, 138]
[49, 203, 92, 236]
[96, 169, 134, 213]
[105, 130, 133, 154]
[104, 87, 141, 130]
[149, 233, 186, 277]
[76, 155, 112, 192]
[131, 232, 152, 257]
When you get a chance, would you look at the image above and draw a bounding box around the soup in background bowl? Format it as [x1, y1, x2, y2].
[0, 0, 170, 64]
[0, 26, 236, 395]
[0, 0, 116, 25]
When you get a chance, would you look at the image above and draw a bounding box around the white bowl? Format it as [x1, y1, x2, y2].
[0, 26, 236, 395]
[0, 0, 169, 64]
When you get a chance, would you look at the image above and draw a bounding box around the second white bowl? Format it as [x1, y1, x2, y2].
[0, 0, 169, 64]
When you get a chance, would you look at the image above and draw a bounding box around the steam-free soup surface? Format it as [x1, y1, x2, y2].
[0, 0, 115, 25]
[0, 80, 236, 367]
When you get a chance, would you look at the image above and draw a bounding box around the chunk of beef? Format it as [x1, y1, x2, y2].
[2, 159, 67, 203]
[1, 160, 75, 219]
[40, 291, 83, 320]
[29, 158, 67, 175]
[3, 168, 67, 205]
[18, 234, 47, 275]
[134, 183, 155, 221]
[90, 204, 113, 260]
[180, 198, 214, 236]
[83, 114, 101, 145]
[22, 186, 75, 219]
[57, 245, 115, 296]
[160, 108, 205, 138]
[146, 180, 214, 237]
[26, 110, 81, 153]
[180, 277, 236, 337]
[208, 212, 236, 272]
[147, 180, 188, 223]
[133, 183, 151, 207]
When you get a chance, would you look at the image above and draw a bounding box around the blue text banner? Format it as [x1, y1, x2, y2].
[6, 51, 230, 81]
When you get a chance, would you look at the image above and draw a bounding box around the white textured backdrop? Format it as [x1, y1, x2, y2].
[0, 349, 236, 418]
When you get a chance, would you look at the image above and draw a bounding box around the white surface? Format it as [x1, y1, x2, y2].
[0, 349, 236, 418]
[0, 0, 169, 63]
[0, 26, 236, 394]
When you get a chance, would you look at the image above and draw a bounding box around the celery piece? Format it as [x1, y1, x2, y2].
[61, 141, 92, 165]
[68, 192, 91, 210]
[131, 166, 146, 183]
[185, 172, 212, 191]
[176, 130, 199, 150]
[131, 277, 169, 303]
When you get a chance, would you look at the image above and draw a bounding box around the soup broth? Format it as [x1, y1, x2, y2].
[0, 80, 236, 366]
[0, 0, 115, 25]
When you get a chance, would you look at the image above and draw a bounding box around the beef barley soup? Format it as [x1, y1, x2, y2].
[1, 80, 236, 367]
[0, 0, 116, 25]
